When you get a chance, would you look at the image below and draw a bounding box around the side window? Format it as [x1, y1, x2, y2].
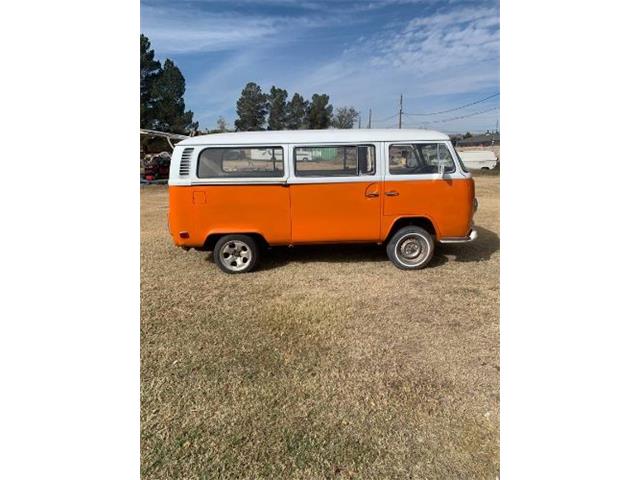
[389, 143, 456, 175]
[421, 144, 438, 167]
[435, 144, 455, 173]
[294, 145, 375, 177]
[197, 147, 284, 178]
[389, 145, 421, 174]
[357, 145, 375, 175]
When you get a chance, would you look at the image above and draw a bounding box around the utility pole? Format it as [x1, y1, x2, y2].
[368, 109, 372, 129]
[358, 112, 361, 129]
[398, 94, 403, 129]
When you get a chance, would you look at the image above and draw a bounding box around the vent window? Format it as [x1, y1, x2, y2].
[179, 148, 194, 176]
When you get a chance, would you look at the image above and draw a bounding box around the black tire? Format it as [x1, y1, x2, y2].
[386, 226, 434, 270]
[213, 234, 259, 274]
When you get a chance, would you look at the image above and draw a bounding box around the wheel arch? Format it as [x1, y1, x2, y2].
[384, 216, 440, 243]
[204, 231, 270, 250]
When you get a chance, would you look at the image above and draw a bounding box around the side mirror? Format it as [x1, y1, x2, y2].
[438, 163, 446, 178]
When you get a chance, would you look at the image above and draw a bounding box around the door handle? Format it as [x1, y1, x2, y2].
[365, 191, 379, 198]
[385, 191, 399, 197]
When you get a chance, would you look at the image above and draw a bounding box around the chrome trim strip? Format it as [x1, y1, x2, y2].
[439, 228, 478, 244]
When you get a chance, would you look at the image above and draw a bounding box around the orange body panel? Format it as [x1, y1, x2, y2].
[382, 178, 475, 239]
[168, 185, 291, 246]
[168, 177, 475, 247]
[290, 182, 381, 243]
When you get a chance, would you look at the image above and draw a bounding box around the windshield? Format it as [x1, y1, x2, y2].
[453, 146, 469, 173]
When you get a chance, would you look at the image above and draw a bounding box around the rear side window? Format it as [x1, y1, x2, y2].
[294, 145, 375, 177]
[197, 147, 284, 178]
[389, 143, 456, 175]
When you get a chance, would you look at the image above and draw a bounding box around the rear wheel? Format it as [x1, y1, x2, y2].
[213, 235, 258, 274]
[386, 226, 434, 270]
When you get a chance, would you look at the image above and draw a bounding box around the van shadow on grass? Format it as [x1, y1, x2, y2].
[435, 225, 500, 263]
[205, 225, 499, 271]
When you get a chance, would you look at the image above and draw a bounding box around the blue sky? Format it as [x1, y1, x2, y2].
[141, 0, 499, 133]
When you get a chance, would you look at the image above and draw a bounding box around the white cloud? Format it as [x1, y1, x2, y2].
[288, 5, 499, 103]
[141, 4, 284, 54]
[140, 2, 356, 54]
[371, 5, 500, 75]
[154, 1, 500, 131]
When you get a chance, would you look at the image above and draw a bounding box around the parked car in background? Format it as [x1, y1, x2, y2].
[457, 150, 498, 170]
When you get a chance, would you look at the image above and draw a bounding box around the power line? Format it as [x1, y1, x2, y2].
[375, 112, 398, 123]
[372, 99, 499, 129]
[411, 106, 499, 126]
[369, 112, 398, 128]
[404, 93, 500, 117]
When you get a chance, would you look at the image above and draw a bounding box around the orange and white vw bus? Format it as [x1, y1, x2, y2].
[168, 129, 477, 273]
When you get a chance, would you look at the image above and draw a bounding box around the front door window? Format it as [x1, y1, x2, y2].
[389, 143, 456, 175]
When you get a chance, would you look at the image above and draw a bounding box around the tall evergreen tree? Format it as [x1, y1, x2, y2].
[140, 34, 161, 129]
[307, 93, 333, 129]
[267, 86, 288, 130]
[285, 93, 308, 130]
[150, 59, 198, 134]
[331, 106, 359, 129]
[235, 82, 268, 131]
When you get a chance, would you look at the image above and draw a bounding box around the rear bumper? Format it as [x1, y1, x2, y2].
[439, 228, 478, 244]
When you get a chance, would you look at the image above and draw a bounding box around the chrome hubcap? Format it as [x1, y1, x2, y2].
[401, 240, 421, 258]
[396, 234, 430, 266]
[220, 240, 252, 272]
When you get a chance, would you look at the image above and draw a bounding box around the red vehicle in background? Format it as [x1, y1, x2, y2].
[140, 129, 190, 184]
[142, 152, 171, 183]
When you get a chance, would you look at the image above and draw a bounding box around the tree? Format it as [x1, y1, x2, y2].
[307, 93, 333, 129]
[140, 34, 161, 129]
[285, 93, 308, 130]
[331, 106, 359, 129]
[216, 116, 228, 132]
[150, 59, 198, 134]
[464, 131, 473, 138]
[267, 86, 288, 130]
[235, 82, 268, 131]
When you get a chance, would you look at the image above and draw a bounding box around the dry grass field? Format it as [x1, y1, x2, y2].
[141, 176, 500, 479]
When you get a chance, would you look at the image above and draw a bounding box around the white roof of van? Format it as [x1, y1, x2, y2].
[178, 128, 450, 146]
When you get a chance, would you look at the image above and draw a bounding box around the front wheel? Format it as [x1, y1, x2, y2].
[386, 226, 434, 270]
[213, 235, 259, 274]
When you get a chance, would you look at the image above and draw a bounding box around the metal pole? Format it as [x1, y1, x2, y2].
[368, 109, 372, 129]
[399, 94, 403, 129]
